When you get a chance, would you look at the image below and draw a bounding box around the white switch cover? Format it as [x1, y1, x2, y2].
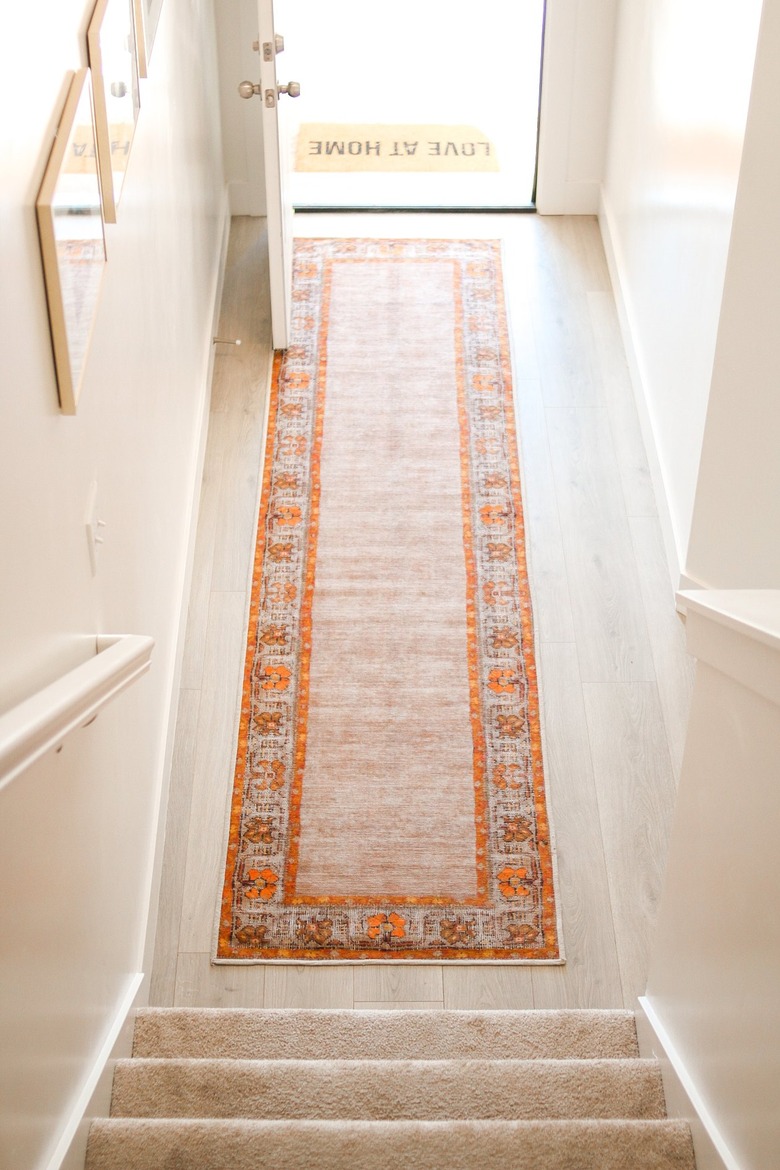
[85, 481, 106, 575]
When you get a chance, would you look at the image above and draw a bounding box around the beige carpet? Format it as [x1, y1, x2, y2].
[131, 1007, 639, 1061]
[217, 239, 561, 963]
[86, 1008, 696, 1169]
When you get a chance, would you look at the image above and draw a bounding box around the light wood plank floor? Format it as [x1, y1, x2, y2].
[150, 213, 694, 1012]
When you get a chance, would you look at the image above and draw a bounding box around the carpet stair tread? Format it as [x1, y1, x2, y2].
[132, 1006, 639, 1061]
[88, 1007, 697, 1169]
[86, 1117, 696, 1170]
[111, 1056, 666, 1121]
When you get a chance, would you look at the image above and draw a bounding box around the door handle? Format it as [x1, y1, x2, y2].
[238, 80, 300, 104]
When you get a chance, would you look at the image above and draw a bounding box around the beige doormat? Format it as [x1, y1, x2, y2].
[295, 124, 499, 171]
[215, 239, 562, 963]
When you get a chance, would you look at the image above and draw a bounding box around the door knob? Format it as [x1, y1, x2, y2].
[239, 79, 300, 103]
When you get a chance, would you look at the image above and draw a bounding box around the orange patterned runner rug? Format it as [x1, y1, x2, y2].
[215, 239, 562, 963]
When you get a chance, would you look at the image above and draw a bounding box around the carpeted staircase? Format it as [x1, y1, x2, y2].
[86, 1007, 696, 1169]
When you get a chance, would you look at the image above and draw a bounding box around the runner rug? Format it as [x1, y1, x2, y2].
[215, 238, 562, 963]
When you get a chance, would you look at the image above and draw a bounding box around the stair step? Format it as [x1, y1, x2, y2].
[133, 1007, 639, 1062]
[86, 1117, 696, 1170]
[111, 1056, 665, 1121]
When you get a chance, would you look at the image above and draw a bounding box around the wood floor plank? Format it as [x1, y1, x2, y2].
[582, 681, 678, 1005]
[565, 216, 613, 294]
[210, 218, 272, 415]
[442, 965, 534, 1010]
[588, 291, 657, 520]
[506, 283, 576, 646]
[149, 688, 202, 1006]
[178, 413, 228, 691]
[174, 953, 265, 1008]
[208, 220, 272, 593]
[209, 397, 268, 593]
[630, 517, 695, 780]
[530, 287, 601, 410]
[531, 643, 623, 1008]
[529, 219, 603, 410]
[354, 1001, 445, 1011]
[546, 407, 655, 682]
[263, 965, 354, 1009]
[353, 965, 443, 1005]
[177, 591, 249, 953]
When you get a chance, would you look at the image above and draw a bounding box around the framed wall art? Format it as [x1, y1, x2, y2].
[88, 0, 142, 222]
[36, 69, 107, 415]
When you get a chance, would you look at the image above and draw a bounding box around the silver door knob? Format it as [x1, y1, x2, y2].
[238, 80, 261, 99]
[278, 81, 301, 98]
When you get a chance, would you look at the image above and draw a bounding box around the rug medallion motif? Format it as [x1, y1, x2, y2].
[216, 238, 561, 962]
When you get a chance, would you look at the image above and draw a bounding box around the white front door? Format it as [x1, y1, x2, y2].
[255, 0, 297, 349]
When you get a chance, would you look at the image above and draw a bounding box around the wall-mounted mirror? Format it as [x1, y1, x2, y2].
[140, 0, 164, 70]
[131, 0, 147, 77]
[36, 69, 107, 415]
[88, 0, 141, 222]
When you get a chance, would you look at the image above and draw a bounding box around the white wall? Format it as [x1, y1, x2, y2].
[0, 0, 226, 1165]
[599, 0, 761, 578]
[644, 591, 780, 1170]
[686, 0, 780, 589]
[536, 0, 619, 214]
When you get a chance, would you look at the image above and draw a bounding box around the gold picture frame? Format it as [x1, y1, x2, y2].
[131, 0, 148, 78]
[88, 0, 141, 222]
[36, 69, 107, 415]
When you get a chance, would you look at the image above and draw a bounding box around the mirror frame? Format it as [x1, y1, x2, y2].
[87, 0, 142, 223]
[131, 0, 148, 77]
[36, 69, 107, 415]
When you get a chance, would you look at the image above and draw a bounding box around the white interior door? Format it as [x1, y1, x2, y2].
[256, 0, 296, 349]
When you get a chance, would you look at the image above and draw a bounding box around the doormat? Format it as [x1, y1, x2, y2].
[215, 239, 562, 963]
[295, 124, 499, 172]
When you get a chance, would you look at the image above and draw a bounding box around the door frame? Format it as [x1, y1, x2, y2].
[217, 0, 620, 218]
[535, 0, 619, 214]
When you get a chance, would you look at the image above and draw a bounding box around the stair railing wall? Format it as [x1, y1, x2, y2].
[639, 590, 780, 1170]
[0, 636, 156, 1170]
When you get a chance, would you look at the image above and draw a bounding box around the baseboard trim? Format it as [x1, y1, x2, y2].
[637, 996, 739, 1170]
[47, 972, 143, 1170]
[535, 180, 601, 215]
[598, 187, 683, 592]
